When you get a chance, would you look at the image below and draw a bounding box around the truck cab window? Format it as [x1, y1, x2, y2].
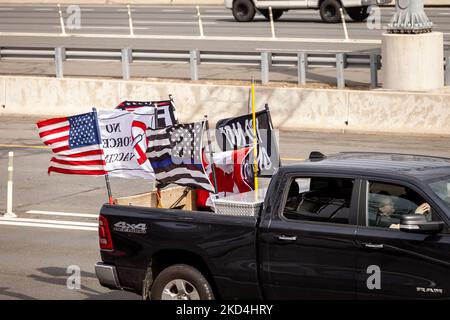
[282, 177, 354, 224]
[367, 181, 446, 231]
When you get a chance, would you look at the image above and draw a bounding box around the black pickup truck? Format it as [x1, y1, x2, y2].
[95, 152, 450, 300]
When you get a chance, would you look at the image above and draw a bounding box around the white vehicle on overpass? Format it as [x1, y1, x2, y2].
[225, 0, 392, 23]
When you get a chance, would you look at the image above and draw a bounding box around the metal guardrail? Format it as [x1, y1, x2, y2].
[0, 46, 449, 88]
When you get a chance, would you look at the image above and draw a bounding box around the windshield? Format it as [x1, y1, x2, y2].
[428, 176, 450, 210]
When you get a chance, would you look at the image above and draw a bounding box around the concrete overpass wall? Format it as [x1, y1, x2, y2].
[1, 76, 450, 136]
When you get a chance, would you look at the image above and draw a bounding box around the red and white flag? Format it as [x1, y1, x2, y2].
[196, 147, 254, 208]
[36, 112, 107, 175]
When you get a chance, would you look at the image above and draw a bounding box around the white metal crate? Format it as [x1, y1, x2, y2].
[212, 189, 267, 216]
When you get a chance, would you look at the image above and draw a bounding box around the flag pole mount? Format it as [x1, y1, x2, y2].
[92, 107, 114, 205]
[204, 115, 218, 195]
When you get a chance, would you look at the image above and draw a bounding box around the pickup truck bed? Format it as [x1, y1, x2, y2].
[97, 205, 260, 299]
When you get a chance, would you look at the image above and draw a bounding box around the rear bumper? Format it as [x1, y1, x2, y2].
[95, 262, 122, 290]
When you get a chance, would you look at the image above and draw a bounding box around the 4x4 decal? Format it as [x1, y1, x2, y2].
[113, 221, 147, 234]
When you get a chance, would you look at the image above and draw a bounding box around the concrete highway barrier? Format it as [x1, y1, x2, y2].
[1, 75, 450, 136]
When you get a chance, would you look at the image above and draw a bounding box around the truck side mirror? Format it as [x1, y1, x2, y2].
[400, 214, 444, 234]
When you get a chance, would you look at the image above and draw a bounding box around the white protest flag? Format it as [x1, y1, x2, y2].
[130, 103, 178, 174]
[131, 106, 158, 174]
[97, 110, 155, 179]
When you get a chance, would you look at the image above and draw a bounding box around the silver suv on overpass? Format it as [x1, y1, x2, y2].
[225, 0, 392, 23]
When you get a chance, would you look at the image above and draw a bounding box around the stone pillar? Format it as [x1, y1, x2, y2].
[382, 32, 443, 91]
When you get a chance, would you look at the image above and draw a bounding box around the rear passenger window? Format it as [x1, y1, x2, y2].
[282, 177, 354, 224]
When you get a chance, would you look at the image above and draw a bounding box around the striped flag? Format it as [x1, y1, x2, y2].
[116, 100, 178, 126]
[36, 112, 107, 175]
[116, 99, 177, 129]
[147, 121, 213, 192]
[129, 102, 178, 168]
[116, 100, 153, 112]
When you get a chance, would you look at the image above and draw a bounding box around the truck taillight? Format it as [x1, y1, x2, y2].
[99, 215, 113, 251]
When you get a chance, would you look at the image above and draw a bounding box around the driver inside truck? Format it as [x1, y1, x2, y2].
[370, 192, 431, 229]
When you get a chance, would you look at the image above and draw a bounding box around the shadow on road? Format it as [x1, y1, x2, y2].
[215, 18, 380, 24]
[35, 266, 98, 279]
[23, 267, 140, 300]
[26, 266, 140, 300]
[0, 287, 38, 300]
[84, 290, 141, 300]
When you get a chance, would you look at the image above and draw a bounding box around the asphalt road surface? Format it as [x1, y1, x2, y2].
[1, 116, 450, 299]
[0, 4, 449, 41]
[0, 5, 449, 86]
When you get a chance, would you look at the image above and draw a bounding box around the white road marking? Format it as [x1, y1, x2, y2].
[52, 26, 148, 30]
[0, 217, 98, 227]
[205, 10, 227, 13]
[194, 15, 232, 19]
[0, 8, 14, 11]
[119, 5, 218, 8]
[0, 31, 382, 44]
[134, 20, 217, 25]
[26, 210, 98, 218]
[34, 8, 53, 12]
[0, 220, 97, 231]
[161, 9, 185, 12]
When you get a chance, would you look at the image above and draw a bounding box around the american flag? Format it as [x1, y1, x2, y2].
[37, 112, 107, 175]
[148, 121, 213, 192]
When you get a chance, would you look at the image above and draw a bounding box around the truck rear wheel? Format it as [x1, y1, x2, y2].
[259, 9, 284, 21]
[150, 264, 214, 300]
[232, 0, 256, 22]
[319, 0, 341, 23]
[346, 6, 369, 22]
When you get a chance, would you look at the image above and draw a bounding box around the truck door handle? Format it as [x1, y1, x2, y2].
[362, 243, 384, 250]
[277, 235, 297, 242]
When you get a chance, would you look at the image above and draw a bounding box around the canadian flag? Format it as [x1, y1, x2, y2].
[196, 147, 254, 208]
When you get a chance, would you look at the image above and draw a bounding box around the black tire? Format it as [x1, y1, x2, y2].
[259, 9, 284, 21]
[150, 264, 214, 300]
[346, 6, 369, 22]
[319, 0, 341, 23]
[232, 0, 256, 22]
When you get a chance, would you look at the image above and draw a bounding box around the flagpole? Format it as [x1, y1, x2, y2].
[92, 107, 114, 205]
[204, 115, 218, 194]
[264, 103, 281, 168]
[153, 101, 163, 208]
[247, 87, 251, 115]
[251, 77, 259, 192]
